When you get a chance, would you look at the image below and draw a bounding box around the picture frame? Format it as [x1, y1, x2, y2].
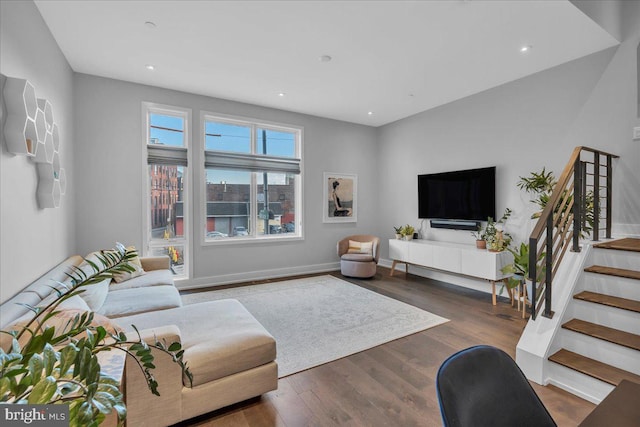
[323, 172, 357, 223]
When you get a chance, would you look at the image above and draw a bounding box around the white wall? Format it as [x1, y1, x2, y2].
[73, 74, 378, 287]
[0, 1, 75, 303]
[377, 0, 640, 288]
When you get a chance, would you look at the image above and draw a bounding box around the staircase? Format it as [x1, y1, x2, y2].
[546, 238, 640, 402]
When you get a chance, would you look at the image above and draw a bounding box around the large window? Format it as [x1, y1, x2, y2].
[144, 104, 191, 278]
[202, 114, 302, 241]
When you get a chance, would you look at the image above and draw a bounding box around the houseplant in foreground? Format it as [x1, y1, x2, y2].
[0, 243, 192, 426]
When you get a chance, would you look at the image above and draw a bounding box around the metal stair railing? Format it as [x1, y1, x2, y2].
[529, 146, 619, 320]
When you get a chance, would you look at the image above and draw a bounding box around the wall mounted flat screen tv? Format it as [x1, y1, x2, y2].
[418, 166, 496, 221]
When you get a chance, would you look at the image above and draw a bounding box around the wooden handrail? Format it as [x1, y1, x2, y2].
[528, 147, 618, 320]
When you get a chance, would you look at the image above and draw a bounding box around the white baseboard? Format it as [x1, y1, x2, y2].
[176, 262, 340, 291]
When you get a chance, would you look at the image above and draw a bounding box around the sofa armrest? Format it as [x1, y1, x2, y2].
[124, 325, 184, 426]
[140, 255, 170, 272]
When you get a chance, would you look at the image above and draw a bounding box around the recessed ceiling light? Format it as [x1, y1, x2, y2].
[520, 45, 532, 53]
[278, 92, 286, 97]
[145, 21, 156, 29]
[319, 55, 332, 62]
[367, 111, 373, 116]
[145, 64, 155, 71]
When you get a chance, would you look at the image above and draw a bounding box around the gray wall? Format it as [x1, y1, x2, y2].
[2, 0, 637, 298]
[376, 0, 640, 288]
[73, 74, 378, 288]
[0, 1, 76, 303]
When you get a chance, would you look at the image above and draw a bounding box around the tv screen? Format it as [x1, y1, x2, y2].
[418, 167, 495, 221]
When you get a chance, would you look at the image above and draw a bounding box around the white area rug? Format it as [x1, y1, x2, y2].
[181, 275, 449, 377]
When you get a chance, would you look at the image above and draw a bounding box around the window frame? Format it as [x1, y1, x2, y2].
[200, 111, 303, 245]
[142, 102, 193, 280]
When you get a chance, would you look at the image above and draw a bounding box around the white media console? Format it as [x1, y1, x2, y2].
[389, 239, 513, 305]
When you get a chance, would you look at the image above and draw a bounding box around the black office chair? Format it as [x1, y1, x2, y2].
[436, 345, 556, 427]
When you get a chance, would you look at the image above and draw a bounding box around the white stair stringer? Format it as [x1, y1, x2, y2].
[515, 244, 591, 384]
[519, 240, 640, 404]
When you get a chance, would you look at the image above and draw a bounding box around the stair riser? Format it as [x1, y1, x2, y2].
[566, 301, 640, 334]
[547, 362, 614, 404]
[580, 274, 640, 301]
[553, 331, 640, 375]
[590, 249, 640, 271]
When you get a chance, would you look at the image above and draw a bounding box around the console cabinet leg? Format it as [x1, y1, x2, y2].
[390, 260, 397, 276]
[491, 280, 497, 305]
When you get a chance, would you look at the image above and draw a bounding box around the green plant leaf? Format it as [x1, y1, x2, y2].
[59, 344, 78, 376]
[27, 375, 57, 404]
[28, 353, 44, 384]
[42, 344, 57, 377]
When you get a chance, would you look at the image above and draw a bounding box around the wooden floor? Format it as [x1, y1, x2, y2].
[175, 268, 595, 427]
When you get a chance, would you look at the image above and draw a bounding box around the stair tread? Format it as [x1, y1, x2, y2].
[584, 265, 640, 281]
[562, 319, 640, 351]
[594, 238, 640, 253]
[574, 291, 640, 314]
[549, 348, 640, 386]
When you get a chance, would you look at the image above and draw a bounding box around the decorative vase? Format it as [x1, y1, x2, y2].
[476, 240, 486, 249]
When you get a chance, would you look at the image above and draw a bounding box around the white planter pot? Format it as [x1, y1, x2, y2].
[525, 278, 533, 303]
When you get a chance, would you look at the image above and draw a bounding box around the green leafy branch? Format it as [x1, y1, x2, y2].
[0, 243, 192, 426]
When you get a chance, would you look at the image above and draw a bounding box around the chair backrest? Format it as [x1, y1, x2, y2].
[436, 345, 556, 427]
[337, 234, 380, 262]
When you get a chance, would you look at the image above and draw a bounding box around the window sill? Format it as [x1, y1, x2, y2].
[202, 234, 304, 246]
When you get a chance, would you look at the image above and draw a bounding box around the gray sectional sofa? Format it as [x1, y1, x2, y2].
[0, 253, 278, 426]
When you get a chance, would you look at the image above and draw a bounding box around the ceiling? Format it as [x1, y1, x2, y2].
[34, 1, 618, 127]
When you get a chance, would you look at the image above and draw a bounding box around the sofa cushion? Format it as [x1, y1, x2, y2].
[108, 269, 174, 291]
[341, 253, 375, 262]
[112, 246, 146, 283]
[98, 285, 182, 318]
[77, 278, 111, 311]
[116, 299, 276, 387]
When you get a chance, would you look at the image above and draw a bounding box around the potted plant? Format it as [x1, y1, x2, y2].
[484, 209, 512, 252]
[517, 168, 595, 237]
[400, 224, 415, 241]
[393, 226, 403, 240]
[0, 244, 192, 426]
[501, 242, 545, 303]
[471, 224, 486, 249]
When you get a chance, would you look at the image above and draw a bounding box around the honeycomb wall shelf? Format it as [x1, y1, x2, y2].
[4, 116, 37, 156]
[2, 74, 65, 209]
[37, 98, 54, 132]
[3, 77, 38, 156]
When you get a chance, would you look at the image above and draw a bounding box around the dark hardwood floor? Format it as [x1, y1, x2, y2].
[177, 267, 595, 426]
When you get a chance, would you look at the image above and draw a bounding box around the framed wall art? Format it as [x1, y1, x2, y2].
[323, 172, 357, 223]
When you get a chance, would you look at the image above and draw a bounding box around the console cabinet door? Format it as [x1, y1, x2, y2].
[461, 250, 494, 280]
[389, 239, 409, 262]
[432, 246, 461, 273]
[408, 242, 434, 266]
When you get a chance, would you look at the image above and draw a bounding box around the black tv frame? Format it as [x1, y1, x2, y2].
[418, 166, 496, 231]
